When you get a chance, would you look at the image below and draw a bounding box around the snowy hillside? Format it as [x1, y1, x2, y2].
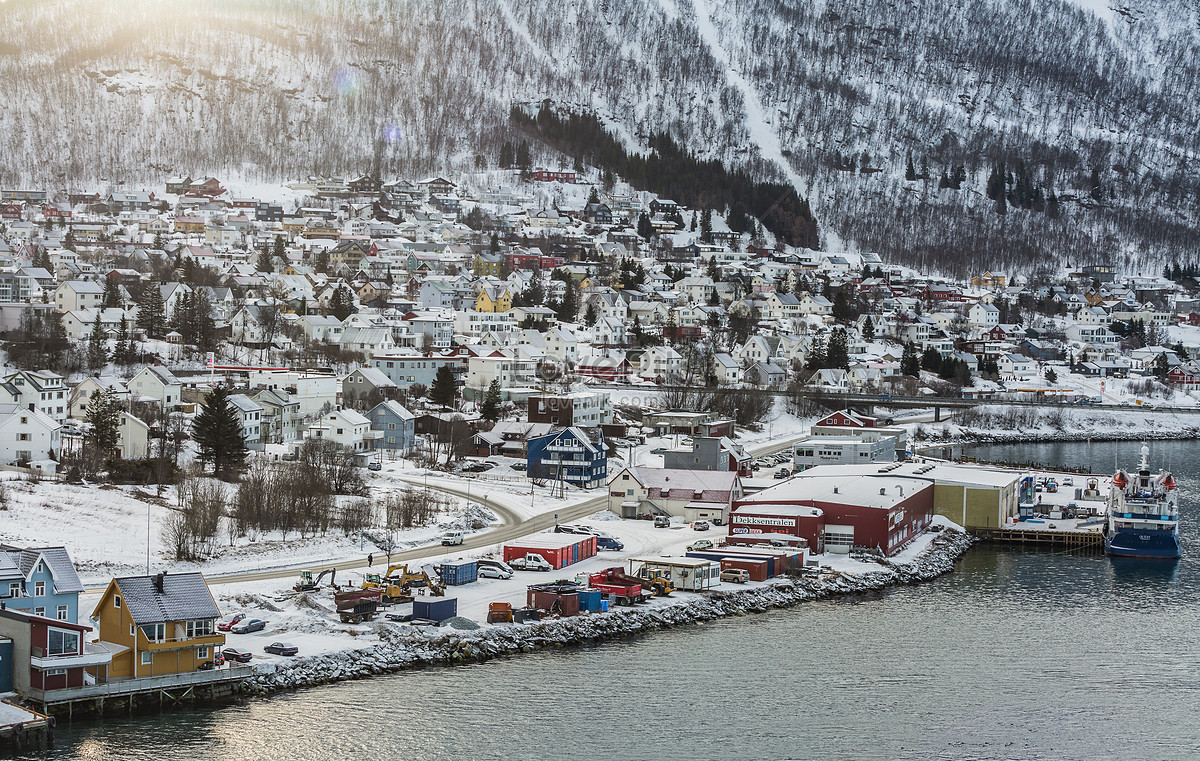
[3, 0, 1200, 273]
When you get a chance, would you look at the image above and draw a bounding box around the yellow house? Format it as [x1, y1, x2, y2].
[473, 254, 503, 277]
[173, 216, 205, 234]
[90, 572, 225, 679]
[969, 271, 1007, 289]
[474, 286, 512, 313]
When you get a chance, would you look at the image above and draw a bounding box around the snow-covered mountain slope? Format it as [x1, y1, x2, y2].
[2, 0, 1198, 274]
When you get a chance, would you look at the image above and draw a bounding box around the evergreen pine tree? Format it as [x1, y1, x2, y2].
[515, 140, 531, 170]
[429, 365, 458, 409]
[136, 277, 166, 339]
[329, 286, 355, 320]
[87, 312, 107, 371]
[1046, 191, 1060, 219]
[637, 213, 653, 240]
[862, 315, 875, 341]
[193, 387, 248, 479]
[84, 388, 121, 469]
[153, 232, 164, 250]
[583, 302, 597, 326]
[921, 346, 943, 374]
[700, 208, 713, 243]
[114, 317, 130, 364]
[588, 186, 601, 205]
[102, 276, 122, 308]
[807, 333, 827, 371]
[827, 329, 850, 370]
[499, 141, 514, 169]
[481, 379, 503, 422]
[900, 343, 921, 377]
[905, 154, 916, 181]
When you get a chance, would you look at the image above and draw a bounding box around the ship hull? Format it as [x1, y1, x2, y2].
[1105, 528, 1182, 559]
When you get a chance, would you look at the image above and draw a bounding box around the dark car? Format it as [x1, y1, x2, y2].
[510, 462, 527, 471]
[231, 618, 267, 634]
[264, 642, 299, 656]
[222, 647, 253, 664]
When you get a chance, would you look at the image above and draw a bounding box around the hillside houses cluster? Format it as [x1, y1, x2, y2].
[0, 174, 1198, 475]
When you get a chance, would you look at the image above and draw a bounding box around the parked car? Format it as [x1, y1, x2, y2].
[217, 613, 246, 632]
[688, 539, 714, 552]
[198, 659, 217, 670]
[650, 447, 668, 454]
[750, 462, 761, 471]
[441, 530, 465, 546]
[654, 515, 671, 528]
[281, 451, 299, 462]
[720, 568, 750, 584]
[510, 462, 526, 471]
[509, 553, 553, 572]
[367, 462, 382, 472]
[264, 642, 299, 656]
[477, 563, 513, 580]
[477, 558, 515, 577]
[596, 536, 625, 551]
[773, 469, 789, 479]
[231, 618, 267, 634]
[221, 647, 253, 663]
[692, 520, 710, 531]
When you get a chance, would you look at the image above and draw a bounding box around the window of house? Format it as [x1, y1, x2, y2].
[114, 595, 122, 608]
[141, 651, 153, 665]
[185, 620, 213, 638]
[48, 628, 79, 655]
[197, 646, 210, 659]
[35, 581, 45, 596]
[140, 623, 166, 642]
[34, 607, 45, 617]
[129, 624, 135, 636]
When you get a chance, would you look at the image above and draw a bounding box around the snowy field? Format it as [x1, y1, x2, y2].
[106, 513, 960, 669]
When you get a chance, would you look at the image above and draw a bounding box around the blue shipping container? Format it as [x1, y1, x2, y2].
[413, 598, 458, 622]
[439, 560, 479, 586]
[577, 588, 602, 613]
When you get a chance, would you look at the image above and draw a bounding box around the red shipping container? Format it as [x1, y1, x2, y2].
[720, 558, 770, 582]
[526, 589, 580, 616]
[504, 534, 597, 570]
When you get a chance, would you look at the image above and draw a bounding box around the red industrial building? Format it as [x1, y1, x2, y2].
[730, 474, 935, 555]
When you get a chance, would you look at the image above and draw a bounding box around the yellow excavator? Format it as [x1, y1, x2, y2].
[363, 563, 445, 601]
[636, 569, 675, 597]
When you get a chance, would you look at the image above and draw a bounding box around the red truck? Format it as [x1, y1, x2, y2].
[588, 567, 648, 606]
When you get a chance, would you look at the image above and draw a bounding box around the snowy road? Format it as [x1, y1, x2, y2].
[83, 487, 609, 593]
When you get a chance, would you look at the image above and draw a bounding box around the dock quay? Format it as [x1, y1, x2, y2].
[25, 666, 253, 718]
[1, 699, 52, 753]
[972, 525, 1105, 552]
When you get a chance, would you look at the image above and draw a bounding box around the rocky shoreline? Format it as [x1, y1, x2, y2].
[241, 528, 973, 696]
[919, 428, 1200, 446]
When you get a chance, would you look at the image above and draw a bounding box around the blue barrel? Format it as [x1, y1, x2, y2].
[600, 599, 609, 613]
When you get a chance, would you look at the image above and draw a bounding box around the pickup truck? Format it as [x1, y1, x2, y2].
[509, 553, 553, 572]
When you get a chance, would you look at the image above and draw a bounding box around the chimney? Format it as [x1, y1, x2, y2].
[27, 403, 34, 412]
[880, 488, 886, 496]
[153, 571, 165, 593]
[833, 486, 839, 494]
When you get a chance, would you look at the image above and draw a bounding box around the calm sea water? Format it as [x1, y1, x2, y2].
[19, 440, 1200, 761]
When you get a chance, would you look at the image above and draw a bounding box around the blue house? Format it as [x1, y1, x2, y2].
[0, 546, 85, 624]
[367, 400, 416, 453]
[526, 427, 608, 489]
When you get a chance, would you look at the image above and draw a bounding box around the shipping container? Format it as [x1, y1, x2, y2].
[438, 560, 478, 586]
[686, 550, 778, 577]
[719, 557, 769, 582]
[576, 588, 603, 613]
[527, 588, 580, 617]
[717, 545, 804, 572]
[413, 597, 458, 623]
[504, 533, 598, 570]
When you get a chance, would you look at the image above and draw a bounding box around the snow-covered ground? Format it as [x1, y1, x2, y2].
[0, 469, 484, 587]
[123, 513, 964, 668]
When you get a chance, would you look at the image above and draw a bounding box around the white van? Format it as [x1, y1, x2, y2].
[441, 531, 465, 546]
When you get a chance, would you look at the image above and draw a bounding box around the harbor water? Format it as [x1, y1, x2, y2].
[17, 440, 1200, 761]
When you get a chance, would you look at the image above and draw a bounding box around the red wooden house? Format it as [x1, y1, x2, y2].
[0, 607, 109, 695]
